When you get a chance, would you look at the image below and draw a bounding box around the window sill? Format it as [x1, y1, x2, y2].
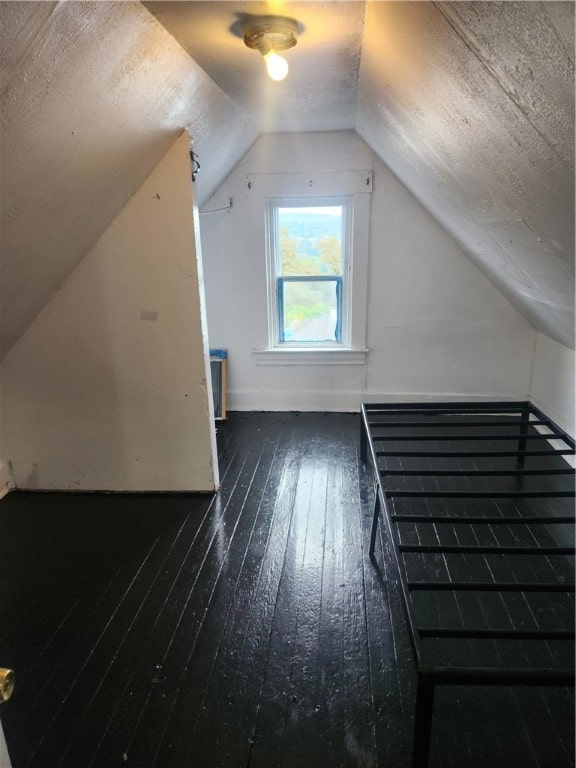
[252, 348, 368, 366]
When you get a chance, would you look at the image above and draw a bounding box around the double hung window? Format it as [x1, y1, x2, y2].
[250, 170, 371, 364]
[268, 197, 351, 347]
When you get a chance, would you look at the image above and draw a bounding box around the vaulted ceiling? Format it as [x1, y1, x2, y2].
[1, 1, 574, 356]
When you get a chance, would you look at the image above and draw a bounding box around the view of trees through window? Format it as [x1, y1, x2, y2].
[277, 206, 343, 341]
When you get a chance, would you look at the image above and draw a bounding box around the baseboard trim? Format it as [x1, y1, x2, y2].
[10, 488, 217, 496]
[227, 390, 529, 413]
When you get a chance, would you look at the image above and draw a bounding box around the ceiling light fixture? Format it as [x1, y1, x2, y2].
[243, 16, 298, 82]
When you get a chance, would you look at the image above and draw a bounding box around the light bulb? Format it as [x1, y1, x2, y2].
[264, 50, 289, 81]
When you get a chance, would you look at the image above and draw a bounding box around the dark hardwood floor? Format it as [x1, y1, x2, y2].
[0, 412, 573, 768]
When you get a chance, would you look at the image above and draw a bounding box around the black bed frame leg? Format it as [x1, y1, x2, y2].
[412, 677, 435, 768]
[360, 418, 368, 464]
[517, 408, 530, 469]
[369, 490, 381, 557]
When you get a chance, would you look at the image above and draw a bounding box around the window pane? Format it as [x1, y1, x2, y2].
[278, 207, 342, 276]
[281, 279, 340, 342]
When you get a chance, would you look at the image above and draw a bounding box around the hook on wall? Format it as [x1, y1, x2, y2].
[190, 151, 200, 181]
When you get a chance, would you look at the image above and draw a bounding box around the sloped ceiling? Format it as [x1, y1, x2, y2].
[356, 1, 575, 348]
[1, 1, 574, 357]
[0, 0, 258, 355]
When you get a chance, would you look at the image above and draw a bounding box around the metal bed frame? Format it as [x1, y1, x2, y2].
[360, 401, 575, 768]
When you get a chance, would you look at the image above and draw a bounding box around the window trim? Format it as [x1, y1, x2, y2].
[266, 195, 352, 349]
[247, 170, 372, 364]
[252, 347, 368, 366]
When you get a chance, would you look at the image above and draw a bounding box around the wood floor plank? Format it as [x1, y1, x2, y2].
[23, 521, 187, 767]
[239, 413, 328, 767]
[174, 418, 301, 767]
[151, 415, 292, 767]
[249, 414, 373, 768]
[56, 506, 215, 767]
[89, 430, 272, 768]
[183, 413, 318, 768]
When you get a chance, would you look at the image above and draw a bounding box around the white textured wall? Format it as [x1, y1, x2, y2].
[0, 133, 217, 491]
[200, 131, 537, 411]
[530, 333, 575, 436]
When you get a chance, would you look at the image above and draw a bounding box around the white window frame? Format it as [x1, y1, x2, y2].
[266, 195, 352, 350]
[248, 171, 371, 366]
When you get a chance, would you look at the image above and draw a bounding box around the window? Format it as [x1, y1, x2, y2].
[268, 197, 351, 347]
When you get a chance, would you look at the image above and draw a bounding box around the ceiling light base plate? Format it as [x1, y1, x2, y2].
[243, 16, 298, 53]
